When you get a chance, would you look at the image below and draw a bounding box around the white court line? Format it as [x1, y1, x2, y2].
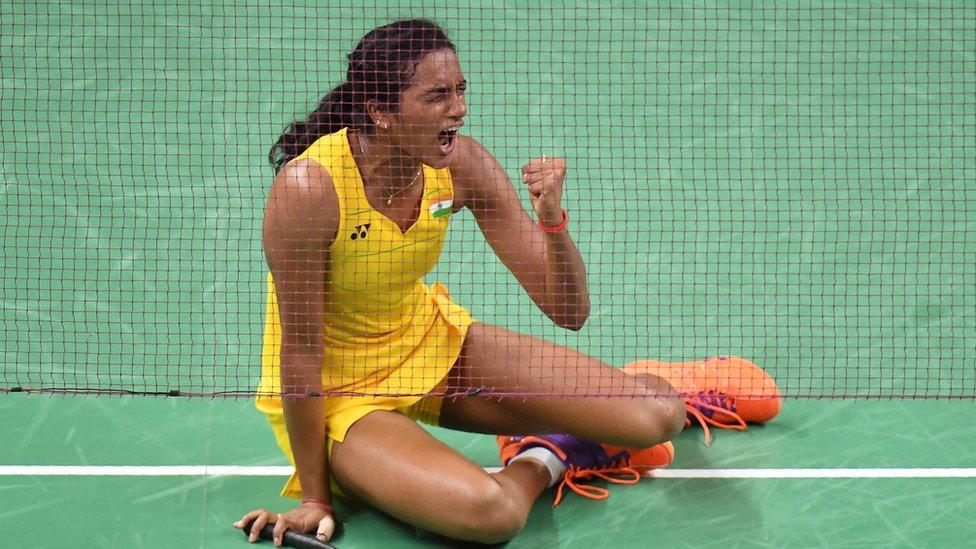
[0, 466, 294, 476]
[2, 466, 976, 478]
[648, 468, 976, 479]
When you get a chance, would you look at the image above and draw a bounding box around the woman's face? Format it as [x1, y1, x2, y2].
[386, 48, 467, 169]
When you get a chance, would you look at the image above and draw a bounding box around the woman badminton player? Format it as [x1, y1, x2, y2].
[234, 19, 781, 545]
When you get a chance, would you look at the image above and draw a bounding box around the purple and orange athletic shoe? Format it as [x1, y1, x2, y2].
[624, 356, 782, 446]
[498, 434, 674, 507]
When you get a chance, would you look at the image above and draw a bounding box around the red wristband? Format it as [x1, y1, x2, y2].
[301, 497, 334, 514]
[537, 209, 568, 233]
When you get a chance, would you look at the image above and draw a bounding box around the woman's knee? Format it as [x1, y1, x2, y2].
[654, 395, 688, 440]
[449, 480, 526, 544]
[607, 368, 685, 448]
[609, 394, 686, 448]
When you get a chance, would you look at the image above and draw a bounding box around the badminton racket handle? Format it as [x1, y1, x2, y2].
[242, 522, 337, 549]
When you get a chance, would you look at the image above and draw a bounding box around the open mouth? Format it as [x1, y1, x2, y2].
[437, 128, 459, 154]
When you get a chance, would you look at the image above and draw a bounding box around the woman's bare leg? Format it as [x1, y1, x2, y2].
[440, 322, 686, 446]
[327, 322, 684, 543]
[328, 410, 548, 544]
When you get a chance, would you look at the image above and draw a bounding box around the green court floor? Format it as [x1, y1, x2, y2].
[4, 395, 975, 547]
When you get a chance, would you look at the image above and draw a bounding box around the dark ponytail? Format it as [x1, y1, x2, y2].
[269, 19, 457, 173]
[268, 82, 367, 174]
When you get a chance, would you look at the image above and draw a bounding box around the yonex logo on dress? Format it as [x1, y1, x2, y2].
[351, 223, 370, 240]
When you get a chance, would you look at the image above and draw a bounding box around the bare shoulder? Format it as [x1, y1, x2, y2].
[264, 158, 340, 248]
[271, 158, 335, 202]
[448, 135, 508, 208]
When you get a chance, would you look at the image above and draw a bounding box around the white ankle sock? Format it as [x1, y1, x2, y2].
[509, 447, 567, 488]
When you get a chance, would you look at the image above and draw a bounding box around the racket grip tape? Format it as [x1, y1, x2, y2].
[242, 522, 336, 549]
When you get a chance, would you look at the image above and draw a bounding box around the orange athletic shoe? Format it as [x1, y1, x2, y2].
[498, 434, 675, 507]
[623, 356, 781, 446]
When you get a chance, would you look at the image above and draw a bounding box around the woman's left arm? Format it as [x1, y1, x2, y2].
[451, 136, 590, 330]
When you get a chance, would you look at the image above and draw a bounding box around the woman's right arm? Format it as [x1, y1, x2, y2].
[253, 159, 340, 542]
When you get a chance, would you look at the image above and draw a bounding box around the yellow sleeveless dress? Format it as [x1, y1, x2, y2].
[256, 128, 474, 498]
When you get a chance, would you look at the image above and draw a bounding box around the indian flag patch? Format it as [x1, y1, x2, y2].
[429, 196, 453, 218]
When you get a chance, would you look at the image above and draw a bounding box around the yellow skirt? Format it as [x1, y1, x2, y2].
[256, 283, 474, 499]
